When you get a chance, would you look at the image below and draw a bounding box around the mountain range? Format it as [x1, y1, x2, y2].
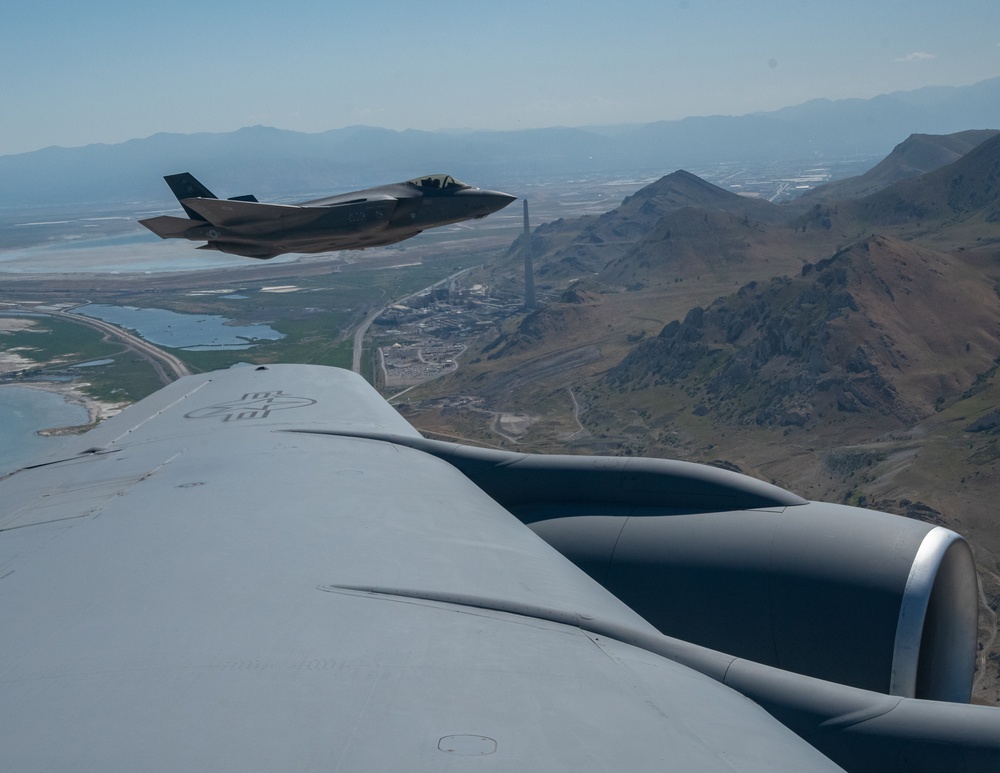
[503, 129, 1000, 290]
[491, 131, 1000, 421]
[1, 77, 998, 207]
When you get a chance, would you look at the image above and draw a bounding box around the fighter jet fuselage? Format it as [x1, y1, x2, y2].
[139, 173, 516, 259]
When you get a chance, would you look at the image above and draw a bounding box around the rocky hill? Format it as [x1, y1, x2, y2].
[855, 131, 1000, 226]
[803, 130, 999, 201]
[507, 170, 785, 280]
[793, 132, 1000, 236]
[596, 204, 837, 290]
[606, 234, 1000, 432]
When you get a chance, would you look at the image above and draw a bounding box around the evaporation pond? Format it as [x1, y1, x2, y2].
[75, 304, 284, 350]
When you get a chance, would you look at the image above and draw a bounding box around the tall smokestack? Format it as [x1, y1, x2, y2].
[522, 199, 536, 311]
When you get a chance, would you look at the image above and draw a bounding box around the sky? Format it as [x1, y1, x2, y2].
[3, 0, 999, 157]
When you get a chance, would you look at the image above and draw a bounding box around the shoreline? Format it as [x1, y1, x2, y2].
[1, 381, 127, 436]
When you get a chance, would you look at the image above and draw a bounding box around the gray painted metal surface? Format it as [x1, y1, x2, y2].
[1, 364, 997, 771]
[524, 504, 978, 701]
[293, 428, 980, 704]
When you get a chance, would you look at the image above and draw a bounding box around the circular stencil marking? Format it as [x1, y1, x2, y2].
[438, 735, 497, 755]
[185, 391, 317, 422]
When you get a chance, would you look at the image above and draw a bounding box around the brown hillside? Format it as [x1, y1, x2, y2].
[598, 207, 843, 289]
[507, 170, 784, 279]
[854, 132, 1000, 226]
[616, 169, 782, 220]
[606, 234, 1000, 430]
[480, 286, 604, 361]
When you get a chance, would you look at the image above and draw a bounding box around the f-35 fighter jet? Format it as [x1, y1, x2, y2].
[139, 172, 516, 259]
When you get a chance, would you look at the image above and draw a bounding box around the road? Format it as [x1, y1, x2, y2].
[0, 301, 191, 384]
[33, 305, 192, 384]
[351, 306, 386, 374]
[975, 566, 1000, 696]
[59, 309, 191, 383]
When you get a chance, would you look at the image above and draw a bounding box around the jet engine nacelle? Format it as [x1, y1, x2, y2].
[522, 502, 978, 703]
[303, 433, 980, 704]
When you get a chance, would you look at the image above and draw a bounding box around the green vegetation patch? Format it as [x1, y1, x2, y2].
[1, 315, 164, 403]
[80, 357, 165, 403]
[2, 316, 119, 363]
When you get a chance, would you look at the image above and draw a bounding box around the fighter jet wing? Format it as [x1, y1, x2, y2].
[138, 214, 207, 238]
[180, 197, 330, 229]
[0, 365, 843, 772]
[182, 194, 400, 232]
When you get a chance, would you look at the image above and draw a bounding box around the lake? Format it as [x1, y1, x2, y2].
[0, 386, 88, 476]
[75, 304, 285, 350]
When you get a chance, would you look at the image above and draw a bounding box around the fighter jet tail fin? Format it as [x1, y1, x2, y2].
[164, 173, 218, 220]
[163, 174, 260, 218]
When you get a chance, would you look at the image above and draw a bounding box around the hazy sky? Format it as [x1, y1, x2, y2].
[3, 0, 999, 156]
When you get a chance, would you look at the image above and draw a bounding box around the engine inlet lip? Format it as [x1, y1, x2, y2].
[890, 526, 978, 701]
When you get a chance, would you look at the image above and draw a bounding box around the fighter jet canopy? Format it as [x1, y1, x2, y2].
[406, 174, 469, 190]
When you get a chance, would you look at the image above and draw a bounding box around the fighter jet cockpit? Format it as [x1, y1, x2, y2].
[407, 174, 469, 190]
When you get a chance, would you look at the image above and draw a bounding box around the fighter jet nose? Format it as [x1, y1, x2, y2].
[482, 190, 518, 212]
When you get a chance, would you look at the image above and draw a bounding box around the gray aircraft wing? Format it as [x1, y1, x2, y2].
[178, 194, 399, 231]
[0, 365, 840, 771]
[2, 364, 999, 771]
[135, 214, 207, 239]
[179, 197, 330, 229]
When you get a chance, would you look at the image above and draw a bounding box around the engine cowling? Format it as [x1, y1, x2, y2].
[522, 501, 978, 702]
[311, 434, 980, 703]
